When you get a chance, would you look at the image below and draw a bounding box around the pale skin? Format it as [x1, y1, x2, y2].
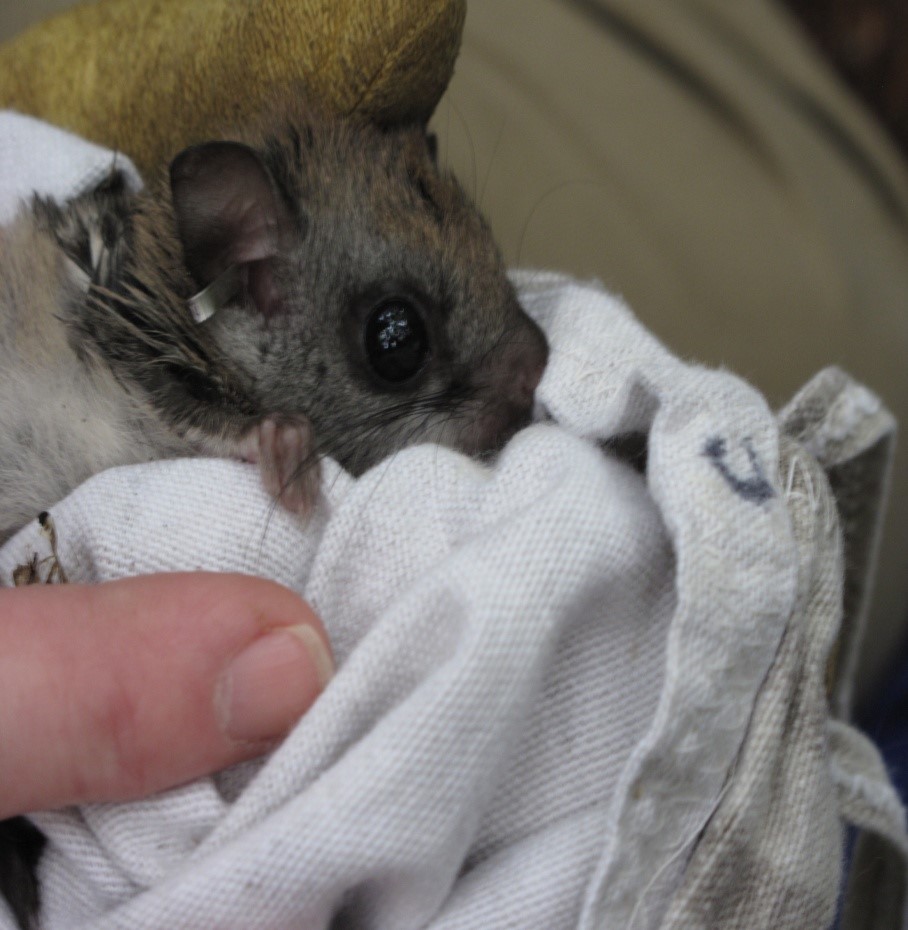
[0, 573, 333, 819]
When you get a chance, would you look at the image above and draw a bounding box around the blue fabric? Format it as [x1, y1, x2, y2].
[860, 643, 908, 806]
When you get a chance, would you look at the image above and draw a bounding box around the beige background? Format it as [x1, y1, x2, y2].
[3, 0, 908, 703]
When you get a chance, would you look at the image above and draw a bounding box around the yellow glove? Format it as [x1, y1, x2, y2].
[0, 0, 465, 176]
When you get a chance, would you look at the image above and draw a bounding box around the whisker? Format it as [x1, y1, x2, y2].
[443, 97, 479, 203]
[516, 179, 602, 267]
[479, 114, 508, 213]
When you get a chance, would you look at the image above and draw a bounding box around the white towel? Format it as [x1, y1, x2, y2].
[0, 112, 140, 225]
[0, 112, 903, 930]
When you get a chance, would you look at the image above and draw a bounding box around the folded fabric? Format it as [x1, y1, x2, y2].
[1, 115, 905, 930]
[0, 111, 140, 225]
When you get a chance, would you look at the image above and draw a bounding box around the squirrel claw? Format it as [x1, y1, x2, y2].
[247, 415, 320, 515]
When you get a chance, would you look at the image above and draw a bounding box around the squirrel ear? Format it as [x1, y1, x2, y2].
[170, 142, 291, 305]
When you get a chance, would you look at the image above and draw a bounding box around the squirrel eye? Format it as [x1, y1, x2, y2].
[364, 300, 430, 383]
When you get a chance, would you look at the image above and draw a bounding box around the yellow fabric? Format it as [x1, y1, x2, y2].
[0, 0, 465, 176]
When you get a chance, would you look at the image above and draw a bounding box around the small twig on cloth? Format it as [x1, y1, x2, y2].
[11, 512, 68, 586]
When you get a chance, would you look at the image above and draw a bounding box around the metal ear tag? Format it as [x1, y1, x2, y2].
[188, 264, 241, 323]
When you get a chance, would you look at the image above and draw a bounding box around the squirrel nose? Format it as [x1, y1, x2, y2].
[504, 316, 549, 410]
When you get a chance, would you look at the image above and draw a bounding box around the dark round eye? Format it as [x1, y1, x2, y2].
[364, 300, 430, 383]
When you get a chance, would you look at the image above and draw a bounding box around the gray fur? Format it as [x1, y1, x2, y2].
[0, 105, 549, 926]
[0, 101, 548, 540]
[0, 178, 187, 541]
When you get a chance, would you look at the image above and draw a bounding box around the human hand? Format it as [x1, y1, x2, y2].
[0, 573, 333, 817]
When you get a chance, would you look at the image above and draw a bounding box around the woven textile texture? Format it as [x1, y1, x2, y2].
[1, 116, 905, 930]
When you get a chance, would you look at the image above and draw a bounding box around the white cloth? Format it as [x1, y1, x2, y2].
[0, 112, 140, 225]
[1, 112, 904, 929]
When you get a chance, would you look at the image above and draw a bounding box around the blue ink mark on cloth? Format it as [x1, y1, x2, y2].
[703, 436, 775, 505]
